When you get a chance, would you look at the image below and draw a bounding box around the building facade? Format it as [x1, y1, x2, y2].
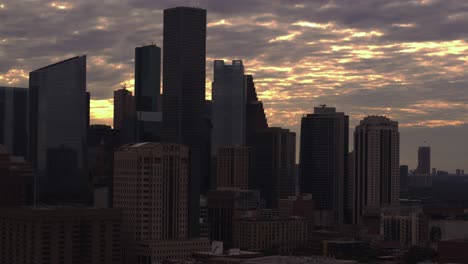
[216, 146, 253, 189]
[299, 107, 349, 225]
[162, 6, 207, 237]
[245, 75, 268, 146]
[0, 207, 121, 264]
[0, 145, 33, 206]
[416, 146, 430, 175]
[353, 116, 400, 224]
[0, 86, 28, 157]
[29, 56, 89, 203]
[251, 127, 296, 207]
[113, 143, 209, 262]
[380, 206, 428, 248]
[212, 60, 246, 152]
[135, 45, 162, 142]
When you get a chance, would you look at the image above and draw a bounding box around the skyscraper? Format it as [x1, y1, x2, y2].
[299, 106, 349, 225]
[353, 116, 400, 224]
[113, 87, 135, 131]
[29, 56, 89, 203]
[0, 145, 33, 206]
[162, 7, 207, 237]
[400, 165, 409, 192]
[216, 146, 253, 189]
[251, 127, 296, 207]
[245, 75, 268, 146]
[212, 60, 246, 153]
[416, 146, 431, 175]
[0, 86, 28, 157]
[135, 45, 162, 142]
[113, 143, 209, 262]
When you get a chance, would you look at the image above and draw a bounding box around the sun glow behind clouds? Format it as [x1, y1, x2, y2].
[50, 2, 72, 10]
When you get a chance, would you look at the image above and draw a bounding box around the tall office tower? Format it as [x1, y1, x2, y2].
[113, 87, 135, 130]
[29, 56, 89, 203]
[0, 207, 121, 264]
[212, 60, 246, 153]
[113, 143, 209, 263]
[416, 146, 431, 175]
[162, 7, 207, 237]
[0, 86, 28, 157]
[353, 116, 400, 225]
[86, 91, 90, 128]
[245, 75, 268, 146]
[346, 151, 355, 222]
[299, 106, 349, 225]
[400, 165, 409, 192]
[216, 146, 253, 189]
[135, 45, 162, 142]
[251, 127, 296, 207]
[0, 145, 33, 206]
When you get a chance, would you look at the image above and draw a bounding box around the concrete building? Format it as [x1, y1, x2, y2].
[380, 206, 428, 248]
[0, 86, 28, 157]
[416, 146, 430, 175]
[251, 127, 296, 207]
[212, 60, 246, 153]
[113, 143, 209, 262]
[29, 56, 89, 204]
[135, 45, 162, 142]
[162, 6, 208, 237]
[353, 116, 400, 225]
[216, 146, 254, 189]
[299, 106, 349, 226]
[0, 207, 121, 264]
[0, 145, 34, 206]
[207, 189, 261, 248]
[233, 216, 308, 254]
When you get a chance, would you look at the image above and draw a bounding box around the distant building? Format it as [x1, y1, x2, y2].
[113, 143, 209, 262]
[0, 207, 121, 264]
[299, 106, 349, 225]
[87, 124, 119, 147]
[245, 75, 268, 146]
[251, 127, 296, 207]
[0, 86, 28, 157]
[113, 87, 135, 143]
[416, 146, 430, 175]
[233, 215, 308, 254]
[278, 194, 315, 244]
[400, 165, 409, 192]
[135, 45, 162, 142]
[0, 145, 33, 206]
[212, 60, 246, 153]
[380, 206, 428, 248]
[353, 116, 400, 225]
[216, 146, 254, 189]
[162, 6, 208, 237]
[207, 189, 261, 248]
[29, 56, 89, 204]
[432, 168, 437, 176]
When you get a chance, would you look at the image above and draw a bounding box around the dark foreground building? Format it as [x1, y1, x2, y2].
[162, 6, 207, 237]
[0, 86, 28, 157]
[0, 207, 122, 264]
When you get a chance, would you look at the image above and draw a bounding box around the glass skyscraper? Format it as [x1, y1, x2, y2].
[0, 86, 28, 157]
[162, 7, 207, 237]
[29, 56, 89, 203]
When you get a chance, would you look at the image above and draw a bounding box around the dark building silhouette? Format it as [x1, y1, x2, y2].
[216, 146, 254, 189]
[0, 145, 34, 206]
[416, 146, 431, 174]
[0, 86, 28, 157]
[162, 6, 207, 237]
[251, 127, 296, 207]
[212, 60, 246, 153]
[207, 189, 261, 248]
[113, 87, 135, 131]
[87, 124, 120, 147]
[0, 207, 122, 264]
[353, 116, 399, 225]
[86, 91, 90, 128]
[245, 75, 268, 146]
[299, 106, 349, 225]
[135, 45, 162, 142]
[400, 165, 409, 192]
[29, 56, 89, 204]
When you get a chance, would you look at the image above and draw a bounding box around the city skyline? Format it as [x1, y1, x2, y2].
[1, 1, 467, 170]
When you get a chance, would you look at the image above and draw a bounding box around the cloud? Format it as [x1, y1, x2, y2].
[1, 0, 467, 169]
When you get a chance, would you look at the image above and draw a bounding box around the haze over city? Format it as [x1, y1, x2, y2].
[1, 0, 466, 170]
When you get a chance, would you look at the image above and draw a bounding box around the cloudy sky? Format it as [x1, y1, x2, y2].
[1, 0, 467, 171]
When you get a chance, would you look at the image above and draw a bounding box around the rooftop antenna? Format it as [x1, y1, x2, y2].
[320, 104, 327, 108]
[122, 83, 127, 90]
